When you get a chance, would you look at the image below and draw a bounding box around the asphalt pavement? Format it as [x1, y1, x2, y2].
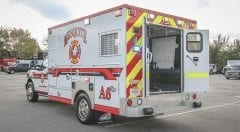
[0, 72, 239, 132]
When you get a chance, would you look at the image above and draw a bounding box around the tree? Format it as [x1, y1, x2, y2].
[0, 27, 39, 59]
[41, 35, 48, 50]
[228, 39, 240, 59]
[210, 34, 240, 70]
[0, 27, 11, 59]
[210, 34, 229, 69]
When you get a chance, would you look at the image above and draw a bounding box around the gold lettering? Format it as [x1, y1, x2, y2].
[64, 27, 87, 47]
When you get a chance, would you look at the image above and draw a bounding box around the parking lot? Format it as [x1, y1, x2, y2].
[0, 72, 240, 132]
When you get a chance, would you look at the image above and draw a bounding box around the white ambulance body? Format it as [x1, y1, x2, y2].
[25, 4, 209, 124]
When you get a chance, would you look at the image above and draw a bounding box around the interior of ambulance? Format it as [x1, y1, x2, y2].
[147, 24, 182, 94]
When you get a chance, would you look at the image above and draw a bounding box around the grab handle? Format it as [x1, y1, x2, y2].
[186, 55, 197, 66]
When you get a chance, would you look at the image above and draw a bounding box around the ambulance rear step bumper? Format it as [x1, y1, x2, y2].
[125, 103, 195, 117]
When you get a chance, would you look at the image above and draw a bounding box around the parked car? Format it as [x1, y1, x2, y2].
[6, 63, 30, 74]
[222, 65, 231, 75]
[225, 65, 240, 79]
[0, 58, 16, 72]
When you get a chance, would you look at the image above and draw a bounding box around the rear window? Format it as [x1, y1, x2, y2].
[186, 33, 203, 52]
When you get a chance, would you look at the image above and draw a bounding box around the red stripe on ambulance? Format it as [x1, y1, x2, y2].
[94, 104, 119, 115]
[49, 68, 123, 80]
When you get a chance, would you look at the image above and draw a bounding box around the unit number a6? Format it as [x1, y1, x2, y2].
[99, 86, 114, 100]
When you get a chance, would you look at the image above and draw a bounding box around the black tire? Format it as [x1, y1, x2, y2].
[26, 81, 38, 102]
[10, 70, 15, 74]
[74, 93, 95, 125]
[226, 77, 230, 79]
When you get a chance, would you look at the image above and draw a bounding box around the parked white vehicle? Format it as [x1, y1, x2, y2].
[225, 65, 240, 79]
[227, 60, 240, 66]
[25, 4, 209, 125]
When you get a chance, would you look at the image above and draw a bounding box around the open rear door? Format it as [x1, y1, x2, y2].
[143, 17, 150, 97]
[183, 30, 209, 92]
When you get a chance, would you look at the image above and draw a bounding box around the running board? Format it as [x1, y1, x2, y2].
[150, 91, 181, 95]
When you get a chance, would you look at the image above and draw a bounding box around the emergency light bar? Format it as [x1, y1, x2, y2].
[129, 9, 136, 16]
[84, 18, 90, 25]
[190, 22, 195, 29]
[147, 13, 155, 21]
[177, 20, 183, 27]
[115, 9, 122, 17]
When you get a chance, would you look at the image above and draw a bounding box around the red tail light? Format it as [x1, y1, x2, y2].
[192, 93, 197, 100]
[127, 99, 132, 106]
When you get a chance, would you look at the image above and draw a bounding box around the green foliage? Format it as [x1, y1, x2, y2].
[41, 35, 48, 50]
[0, 26, 39, 59]
[0, 27, 11, 59]
[210, 34, 240, 70]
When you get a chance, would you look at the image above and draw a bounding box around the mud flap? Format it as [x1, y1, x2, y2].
[193, 101, 202, 108]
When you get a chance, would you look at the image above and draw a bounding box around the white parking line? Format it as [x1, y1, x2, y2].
[105, 100, 240, 128]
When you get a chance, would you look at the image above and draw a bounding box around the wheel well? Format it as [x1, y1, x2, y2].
[74, 90, 88, 103]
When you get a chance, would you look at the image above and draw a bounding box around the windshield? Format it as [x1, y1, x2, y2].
[230, 65, 240, 70]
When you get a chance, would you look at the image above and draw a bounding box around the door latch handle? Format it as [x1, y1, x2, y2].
[193, 57, 199, 62]
[186, 55, 197, 66]
[147, 52, 153, 64]
[149, 52, 153, 63]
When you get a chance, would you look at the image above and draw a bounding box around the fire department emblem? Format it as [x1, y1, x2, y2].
[64, 27, 87, 64]
[69, 40, 81, 64]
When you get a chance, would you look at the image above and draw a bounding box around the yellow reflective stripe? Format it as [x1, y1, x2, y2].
[126, 11, 131, 21]
[169, 18, 177, 28]
[153, 16, 163, 24]
[126, 60, 142, 88]
[186, 72, 209, 78]
[146, 71, 149, 80]
[126, 13, 147, 43]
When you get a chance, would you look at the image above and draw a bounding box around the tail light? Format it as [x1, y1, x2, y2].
[192, 93, 197, 100]
[127, 99, 132, 106]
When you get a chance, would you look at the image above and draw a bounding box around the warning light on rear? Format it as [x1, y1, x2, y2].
[148, 13, 155, 20]
[84, 18, 90, 25]
[132, 45, 140, 52]
[115, 9, 122, 17]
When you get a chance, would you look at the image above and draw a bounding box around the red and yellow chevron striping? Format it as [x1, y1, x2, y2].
[126, 9, 146, 98]
[125, 9, 197, 98]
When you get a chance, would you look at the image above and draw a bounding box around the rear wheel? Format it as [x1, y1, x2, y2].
[226, 77, 230, 79]
[74, 93, 95, 125]
[26, 81, 38, 102]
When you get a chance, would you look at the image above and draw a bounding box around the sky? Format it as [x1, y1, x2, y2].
[1, 0, 240, 47]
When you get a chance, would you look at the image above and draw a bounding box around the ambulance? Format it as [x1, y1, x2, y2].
[25, 4, 209, 125]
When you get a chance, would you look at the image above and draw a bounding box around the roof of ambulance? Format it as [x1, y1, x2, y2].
[48, 4, 197, 30]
